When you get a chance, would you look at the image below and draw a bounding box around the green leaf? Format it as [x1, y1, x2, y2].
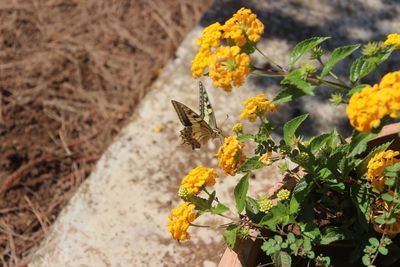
[348, 132, 376, 157]
[234, 174, 249, 213]
[319, 226, 351, 245]
[272, 251, 292, 267]
[362, 255, 370, 266]
[187, 195, 212, 210]
[289, 37, 330, 67]
[245, 196, 259, 215]
[369, 237, 379, 246]
[308, 133, 331, 154]
[350, 56, 377, 82]
[223, 224, 238, 249]
[289, 176, 310, 214]
[281, 70, 316, 95]
[350, 44, 394, 82]
[382, 193, 394, 202]
[237, 156, 265, 173]
[273, 86, 305, 104]
[350, 184, 373, 230]
[378, 246, 389, 256]
[237, 134, 255, 142]
[321, 44, 360, 77]
[260, 203, 291, 231]
[386, 162, 400, 173]
[347, 84, 369, 97]
[211, 203, 230, 214]
[283, 114, 309, 145]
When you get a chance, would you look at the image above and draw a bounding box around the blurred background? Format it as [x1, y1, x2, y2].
[0, 0, 399, 266]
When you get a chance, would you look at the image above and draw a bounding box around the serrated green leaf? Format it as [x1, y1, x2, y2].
[245, 196, 259, 215]
[272, 86, 305, 104]
[308, 133, 331, 154]
[223, 224, 238, 249]
[283, 114, 309, 145]
[290, 37, 330, 67]
[234, 174, 249, 213]
[349, 132, 376, 157]
[260, 203, 291, 231]
[237, 134, 255, 142]
[386, 162, 400, 173]
[350, 184, 373, 230]
[211, 203, 230, 214]
[347, 84, 369, 96]
[281, 70, 316, 95]
[321, 44, 360, 77]
[187, 195, 212, 210]
[289, 176, 310, 214]
[272, 251, 292, 267]
[237, 156, 265, 173]
[350, 56, 379, 82]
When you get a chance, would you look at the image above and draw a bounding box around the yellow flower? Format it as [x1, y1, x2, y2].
[346, 84, 386, 132]
[179, 166, 218, 196]
[277, 189, 291, 201]
[259, 151, 272, 165]
[347, 71, 400, 132]
[231, 122, 243, 134]
[216, 136, 246, 175]
[378, 71, 400, 118]
[196, 22, 222, 49]
[191, 48, 212, 78]
[240, 94, 276, 122]
[384, 33, 400, 49]
[167, 202, 197, 241]
[258, 196, 273, 213]
[367, 150, 400, 192]
[209, 46, 250, 92]
[222, 8, 264, 47]
[191, 23, 223, 78]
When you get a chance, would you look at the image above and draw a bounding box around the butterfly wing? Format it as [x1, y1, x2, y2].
[199, 82, 218, 130]
[171, 100, 214, 149]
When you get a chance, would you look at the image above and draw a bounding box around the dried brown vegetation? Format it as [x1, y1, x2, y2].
[0, 0, 211, 265]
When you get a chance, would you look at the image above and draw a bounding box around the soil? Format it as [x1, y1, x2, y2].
[0, 1, 211, 266]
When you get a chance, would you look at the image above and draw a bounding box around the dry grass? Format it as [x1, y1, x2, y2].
[0, 0, 212, 265]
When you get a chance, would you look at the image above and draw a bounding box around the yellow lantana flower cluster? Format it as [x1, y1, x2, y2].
[179, 166, 218, 197]
[191, 8, 264, 91]
[277, 189, 291, 201]
[384, 33, 400, 49]
[209, 46, 250, 91]
[346, 71, 400, 132]
[367, 150, 400, 192]
[240, 94, 277, 122]
[258, 196, 273, 213]
[216, 136, 246, 175]
[222, 7, 265, 47]
[167, 202, 197, 241]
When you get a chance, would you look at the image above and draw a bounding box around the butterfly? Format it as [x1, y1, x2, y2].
[171, 82, 221, 149]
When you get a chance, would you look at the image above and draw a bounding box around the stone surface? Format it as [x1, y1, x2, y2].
[30, 0, 400, 266]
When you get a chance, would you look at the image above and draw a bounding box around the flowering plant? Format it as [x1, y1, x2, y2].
[168, 7, 400, 267]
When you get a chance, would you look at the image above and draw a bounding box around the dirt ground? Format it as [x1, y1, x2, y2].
[0, 1, 211, 266]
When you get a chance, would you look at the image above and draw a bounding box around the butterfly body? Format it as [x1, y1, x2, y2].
[171, 82, 221, 149]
